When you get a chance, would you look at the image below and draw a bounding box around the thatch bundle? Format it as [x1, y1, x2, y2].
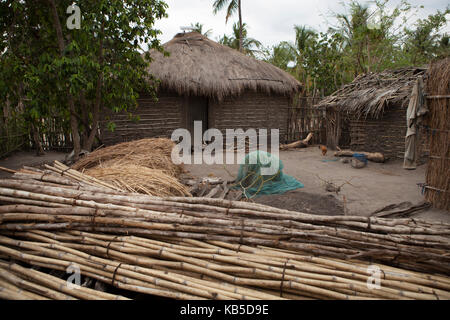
[85, 165, 191, 197]
[69, 138, 189, 197]
[72, 138, 182, 177]
[146, 32, 302, 101]
[425, 58, 450, 210]
[316, 67, 427, 119]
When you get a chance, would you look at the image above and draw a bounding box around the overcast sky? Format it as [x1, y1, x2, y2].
[153, 0, 449, 48]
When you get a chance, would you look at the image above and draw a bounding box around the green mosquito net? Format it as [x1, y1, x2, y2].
[235, 150, 304, 198]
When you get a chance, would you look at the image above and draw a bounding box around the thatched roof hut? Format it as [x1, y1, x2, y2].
[316, 67, 429, 161]
[147, 32, 302, 101]
[316, 67, 427, 118]
[100, 32, 302, 146]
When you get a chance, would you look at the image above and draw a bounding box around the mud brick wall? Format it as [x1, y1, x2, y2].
[348, 104, 428, 163]
[99, 93, 184, 146]
[209, 92, 290, 145]
[100, 91, 290, 147]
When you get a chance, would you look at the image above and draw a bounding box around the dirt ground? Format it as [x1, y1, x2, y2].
[0, 151, 67, 179]
[0, 148, 448, 223]
[184, 148, 450, 223]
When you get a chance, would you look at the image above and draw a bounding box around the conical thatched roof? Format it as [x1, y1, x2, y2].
[146, 32, 302, 100]
[315, 67, 427, 119]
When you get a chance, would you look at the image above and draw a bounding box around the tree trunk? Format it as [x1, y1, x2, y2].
[280, 133, 313, 150]
[84, 21, 104, 152]
[31, 121, 45, 156]
[80, 93, 89, 147]
[238, 0, 243, 53]
[48, 0, 81, 160]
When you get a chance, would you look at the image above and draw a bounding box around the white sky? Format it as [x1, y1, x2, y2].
[153, 0, 449, 48]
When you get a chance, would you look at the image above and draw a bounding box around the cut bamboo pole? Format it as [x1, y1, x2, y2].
[0, 167, 450, 300]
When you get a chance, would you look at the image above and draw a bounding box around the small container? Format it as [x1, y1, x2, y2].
[352, 153, 368, 164]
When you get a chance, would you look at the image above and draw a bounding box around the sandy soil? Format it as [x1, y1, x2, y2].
[0, 151, 67, 178]
[184, 148, 450, 223]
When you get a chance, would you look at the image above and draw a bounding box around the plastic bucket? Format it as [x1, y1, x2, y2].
[352, 153, 368, 163]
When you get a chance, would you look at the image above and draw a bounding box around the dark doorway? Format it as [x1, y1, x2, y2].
[187, 96, 208, 142]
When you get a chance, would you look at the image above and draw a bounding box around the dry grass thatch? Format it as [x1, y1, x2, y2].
[425, 57, 450, 210]
[85, 164, 191, 197]
[146, 32, 302, 101]
[72, 138, 182, 177]
[316, 67, 427, 119]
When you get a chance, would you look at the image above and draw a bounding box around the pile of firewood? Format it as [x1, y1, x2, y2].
[181, 176, 243, 200]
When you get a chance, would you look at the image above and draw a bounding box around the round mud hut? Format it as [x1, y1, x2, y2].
[100, 32, 302, 146]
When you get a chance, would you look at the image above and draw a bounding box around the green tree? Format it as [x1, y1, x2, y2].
[219, 22, 261, 57]
[291, 25, 317, 85]
[262, 41, 297, 72]
[329, 1, 370, 75]
[213, 0, 243, 53]
[0, 0, 168, 158]
[403, 8, 450, 64]
[190, 22, 213, 37]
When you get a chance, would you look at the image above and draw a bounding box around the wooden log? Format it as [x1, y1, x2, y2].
[281, 133, 313, 150]
[0, 167, 17, 174]
[334, 150, 385, 163]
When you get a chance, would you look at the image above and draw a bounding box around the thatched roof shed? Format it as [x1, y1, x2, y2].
[100, 32, 302, 146]
[146, 32, 302, 101]
[316, 67, 427, 119]
[317, 67, 429, 161]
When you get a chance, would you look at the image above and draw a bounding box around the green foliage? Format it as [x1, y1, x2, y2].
[219, 23, 262, 57]
[213, 0, 244, 53]
[261, 41, 296, 71]
[213, 0, 238, 23]
[403, 7, 450, 64]
[190, 22, 213, 37]
[262, 0, 449, 96]
[0, 0, 168, 151]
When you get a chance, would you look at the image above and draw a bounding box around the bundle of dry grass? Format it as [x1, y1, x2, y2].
[72, 138, 182, 177]
[425, 58, 450, 210]
[85, 164, 191, 197]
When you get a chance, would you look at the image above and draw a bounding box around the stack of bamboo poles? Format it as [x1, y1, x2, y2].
[425, 57, 450, 210]
[0, 163, 449, 299]
[1, 230, 449, 300]
[0, 260, 128, 300]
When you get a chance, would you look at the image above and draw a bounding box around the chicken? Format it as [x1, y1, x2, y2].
[318, 145, 327, 156]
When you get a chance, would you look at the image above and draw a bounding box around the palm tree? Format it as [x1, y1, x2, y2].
[331, 2, 369, 47]
[290, 25, 316, 84]
[293, 25, 316, 55]
[190, 22, 213, 38]
[266, 41, 297, 71]
[213, 0, 243, 53]
[218, 23, 261, 57]
[329, 2, 370, 74]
